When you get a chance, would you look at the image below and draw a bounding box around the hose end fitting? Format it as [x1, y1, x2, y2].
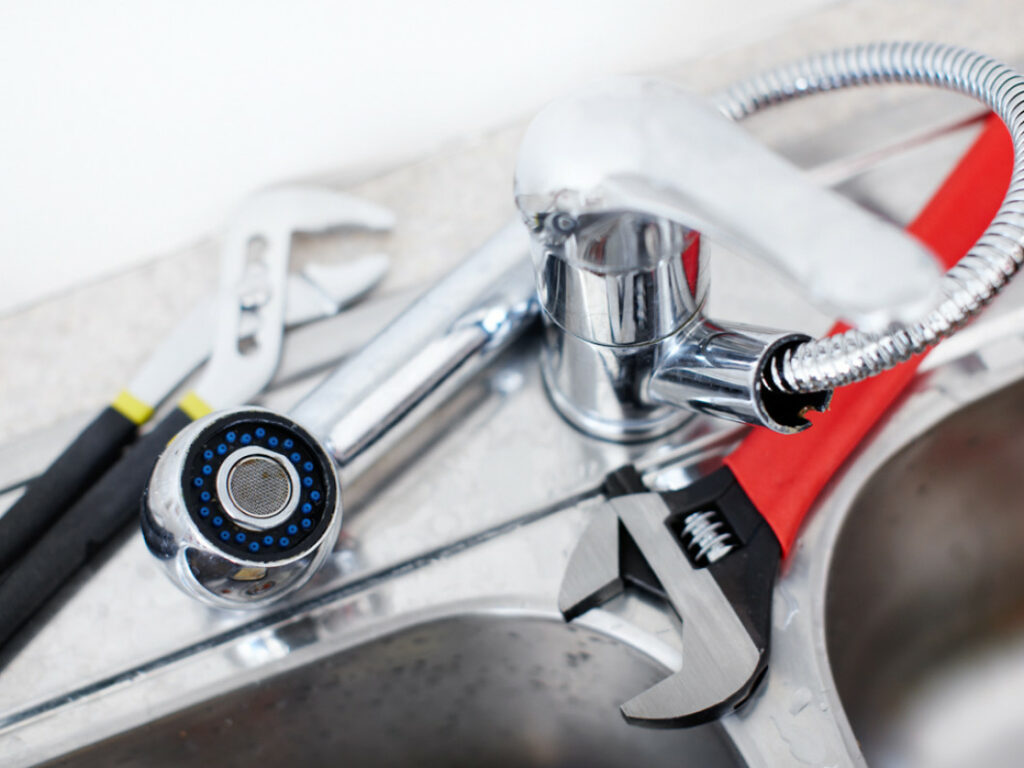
[649, 319, 832, 434]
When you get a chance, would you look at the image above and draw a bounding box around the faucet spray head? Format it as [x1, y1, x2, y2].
[142, 408, 341, 607]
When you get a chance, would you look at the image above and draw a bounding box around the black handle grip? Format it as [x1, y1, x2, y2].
[0, 407, 192, 653]
[0, 406, 139, 573]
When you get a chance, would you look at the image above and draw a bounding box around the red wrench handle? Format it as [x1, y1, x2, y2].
[725, 115, 1014, 556]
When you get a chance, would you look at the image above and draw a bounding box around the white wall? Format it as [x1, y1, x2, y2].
[0, 0, 832, 313]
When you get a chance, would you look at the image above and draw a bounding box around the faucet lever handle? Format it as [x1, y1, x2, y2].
[515, 78, 944, 332]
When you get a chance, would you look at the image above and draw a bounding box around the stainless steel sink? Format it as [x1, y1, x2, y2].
[22, 299, 1024, 768]
[42, 615, 741, 767]
[45, 371, 1024, 768]
[825, 379, 1024, 767]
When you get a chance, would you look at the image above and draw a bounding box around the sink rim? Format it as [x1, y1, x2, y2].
[40, 608, 747, 768]
[722, 302, 1024, 767]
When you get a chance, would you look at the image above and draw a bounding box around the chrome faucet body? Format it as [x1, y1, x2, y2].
[531, 210, 828, 438]
[531, 210, 707, 440]
[518, 42, 1024, 440]
[515, 78, 948, 438]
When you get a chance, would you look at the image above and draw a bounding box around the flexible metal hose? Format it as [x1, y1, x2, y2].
[713, 42, 1024, 393]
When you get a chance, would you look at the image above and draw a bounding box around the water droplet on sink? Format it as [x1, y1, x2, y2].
[789, 686, 812, 715]
[774, 584, 800, 630]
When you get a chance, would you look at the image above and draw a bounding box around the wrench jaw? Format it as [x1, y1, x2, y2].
[619, 652, 766, 728]
[557, 504, 623, 622]
[557, 467, 780, 728]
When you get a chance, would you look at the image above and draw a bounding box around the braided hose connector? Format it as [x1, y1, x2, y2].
[714, 42, 1024, 393]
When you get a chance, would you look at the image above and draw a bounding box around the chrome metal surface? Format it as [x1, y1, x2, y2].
[291, 221, 532, 444]
[539, 320, 692, 441]
[715, 42, 1024, 394]
[515, 80, 874, 437]
[516, 44, 1024, 440]
[142, 408, 342, 608]
[529, 210, 705, 346]
[516, 78, 942, 332]
[537, 289, 832, 438]
[323, 227, 538, 477]
[650, 318, 832, 433]
[139, 189, 398, 607]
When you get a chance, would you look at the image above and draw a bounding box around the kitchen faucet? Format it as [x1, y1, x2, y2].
[513, 77, 948, 440]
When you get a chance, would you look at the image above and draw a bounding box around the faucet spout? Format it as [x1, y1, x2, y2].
[515, 77, 861, 438]
[513, 42, 1024, 435]
[514, 77, 943, 332]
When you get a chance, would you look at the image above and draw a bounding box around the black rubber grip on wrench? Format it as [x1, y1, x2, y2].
[0, 407, 192, 654]
[0, 405, 139, 573]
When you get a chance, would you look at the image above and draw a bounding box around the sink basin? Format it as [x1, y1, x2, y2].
[43, 615, 741, 768]
[825, 379, 1024, 767]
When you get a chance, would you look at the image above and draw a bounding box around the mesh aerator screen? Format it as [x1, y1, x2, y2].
[227, 456, 292, 518]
